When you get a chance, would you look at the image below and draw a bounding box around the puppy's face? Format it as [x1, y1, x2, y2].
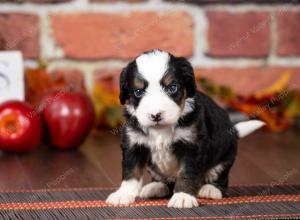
[120, 50, 196, 128]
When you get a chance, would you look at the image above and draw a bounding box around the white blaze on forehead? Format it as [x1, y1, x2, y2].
[136, 50, 170, 82]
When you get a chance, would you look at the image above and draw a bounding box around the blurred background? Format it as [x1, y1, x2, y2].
[0, 0, 299, 189]
[1, 0, 300, 131]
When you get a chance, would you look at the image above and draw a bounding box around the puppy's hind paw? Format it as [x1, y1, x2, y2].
[106, 190, 136, 205]
[198, 184, 222, 199]
[167, 192, 198, 208]
[139, 182, 169, 198]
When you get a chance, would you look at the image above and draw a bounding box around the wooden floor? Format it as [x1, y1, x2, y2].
[0, 130, 299, 190]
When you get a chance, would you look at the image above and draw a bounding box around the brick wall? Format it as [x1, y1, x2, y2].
[0, 0, 300, 94]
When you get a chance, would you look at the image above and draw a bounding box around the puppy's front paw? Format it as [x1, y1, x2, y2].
[106, 190, 136, 205]
[167, 192, 198, 208]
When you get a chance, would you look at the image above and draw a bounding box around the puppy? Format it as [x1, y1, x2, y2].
[106, 49, 264, 208]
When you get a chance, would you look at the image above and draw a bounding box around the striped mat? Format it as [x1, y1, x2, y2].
[0, 184, 299, 220]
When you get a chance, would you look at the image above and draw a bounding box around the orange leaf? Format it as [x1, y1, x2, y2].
[254, 71, 291, 99]
[91, 83, 123, 129]
[229, 101, 290, 132]
[25, 68, 52, 108]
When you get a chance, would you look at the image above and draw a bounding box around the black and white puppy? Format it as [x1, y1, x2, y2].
[106, 49, 264, 208]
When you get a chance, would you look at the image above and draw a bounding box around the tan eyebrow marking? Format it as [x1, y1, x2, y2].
[161, 72, 175, 86]
[133, 77, 145, 89]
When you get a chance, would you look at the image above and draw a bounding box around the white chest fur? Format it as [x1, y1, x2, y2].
[126, 125, 196, 178]
[126, 125, 196, 148]
[147, 127, 174, 150]
[148, 128, 179, 177]
[151, 146, 179, 178]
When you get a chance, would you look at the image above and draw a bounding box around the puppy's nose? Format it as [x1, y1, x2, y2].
[150, 112, 162, 122]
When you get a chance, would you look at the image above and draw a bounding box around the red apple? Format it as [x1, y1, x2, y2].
[0, 101, 42, 152]
[42, 90, 95, 149]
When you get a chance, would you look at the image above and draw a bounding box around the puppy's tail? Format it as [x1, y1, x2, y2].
[234, 120, 265, 138]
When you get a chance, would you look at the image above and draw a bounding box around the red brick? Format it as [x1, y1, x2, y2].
[277, 10, 300, 56]
[195, 67, 300, 95]
[0, 13, 39, 58]
[50, 12, 193, 59]
[207, 11, 270, 57]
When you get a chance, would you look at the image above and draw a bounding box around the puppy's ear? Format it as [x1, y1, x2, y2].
[119, 61, 135, 105]
[177, 57, 196, 97]
[119, 67, 129, 105]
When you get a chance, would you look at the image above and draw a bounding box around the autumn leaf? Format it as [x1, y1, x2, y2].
[229, 100, 290, 132]
[25, 67, 52, 108]
[253, 71, 291, 99]
[284, 91, 300, 118]
[198, 70, 300, 132]
[91, 83, 124, 129]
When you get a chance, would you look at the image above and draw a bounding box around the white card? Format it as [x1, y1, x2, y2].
[0, 51, 24, 103]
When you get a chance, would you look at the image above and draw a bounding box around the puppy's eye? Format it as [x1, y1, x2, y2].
[133, 89, 145, 98]
[166, 84, 178, 94]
